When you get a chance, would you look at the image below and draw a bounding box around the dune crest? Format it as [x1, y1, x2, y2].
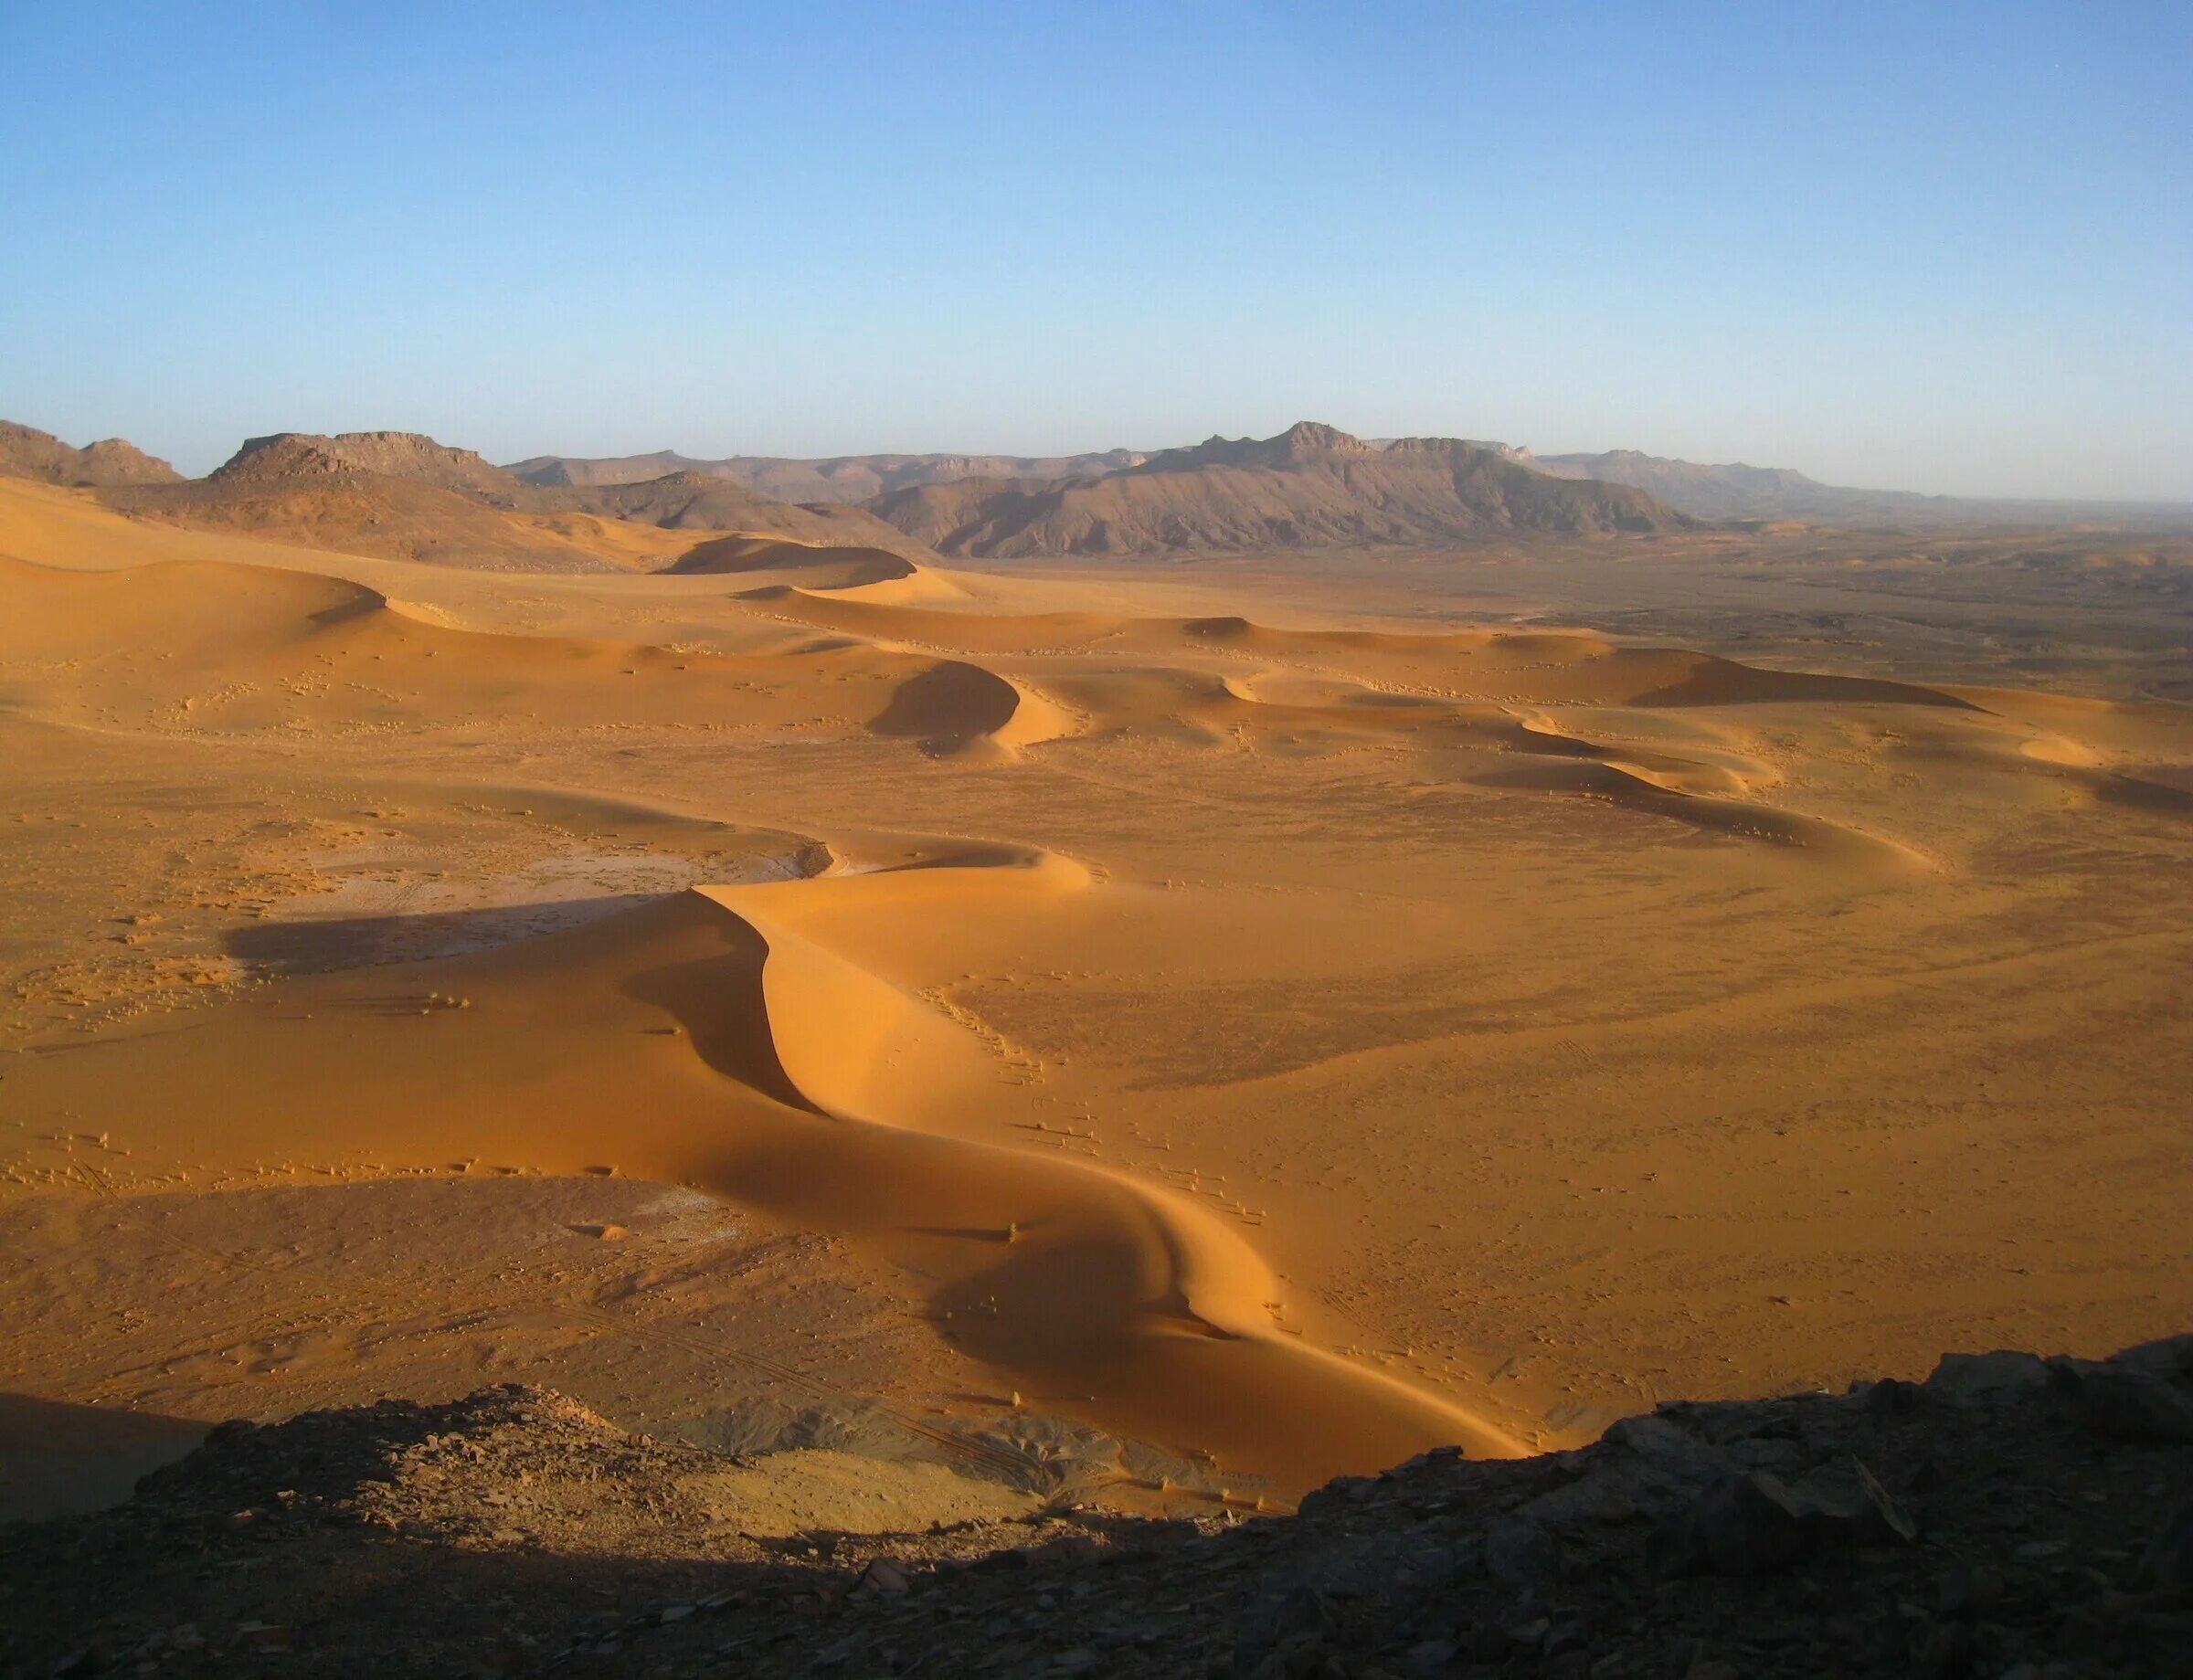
[685, 859, 1527, 1468]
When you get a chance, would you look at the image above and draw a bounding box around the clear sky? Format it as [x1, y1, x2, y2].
[2, 1, 2187, 497]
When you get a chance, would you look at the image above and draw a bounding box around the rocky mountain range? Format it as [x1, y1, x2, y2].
[92, 429, 929, 570]
[509, 428, 2193, 536]
[863, 423, 1691, 556]
[16, 417, 2189, 574]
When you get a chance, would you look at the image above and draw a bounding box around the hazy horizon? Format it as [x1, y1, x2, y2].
[3, 1, 2188, 499]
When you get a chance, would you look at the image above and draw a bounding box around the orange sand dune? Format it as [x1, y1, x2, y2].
[0, 553, 1042, 754]
[5, 475, 2191, 1503]
[1468, 757, 1929, 867]
[668, 536, 924, 586]
[865, 660, 1079, 758]
[669, 537, 983, 608]
[723, 586, 1986, 714]
[1, 852, 1521, 1491]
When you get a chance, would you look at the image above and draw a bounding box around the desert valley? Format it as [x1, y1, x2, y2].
[7, 7, 2190, 1670]
[3, 414, 2189, 1547]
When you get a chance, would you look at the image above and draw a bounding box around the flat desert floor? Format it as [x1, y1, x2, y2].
[4, 476, 2190, 1520]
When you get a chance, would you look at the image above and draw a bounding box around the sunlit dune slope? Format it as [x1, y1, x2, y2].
[0, 851, 1524, 1490]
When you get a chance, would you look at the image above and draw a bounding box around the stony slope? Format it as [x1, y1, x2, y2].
[5, 1337, 2187, 1677]
[865, 423, 1693, 556]
[0, 421, 182, 487]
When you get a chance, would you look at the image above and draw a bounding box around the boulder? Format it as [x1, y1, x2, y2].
[1483, 1515, 1563, 1593]
[2046, 1358, 2193, 1444]
[1789, 1456, 1919, 1546]
[1519, 1413, 1731, 1527]
[1661, 1472, 1815, 1578]
[1925, 1350, 2050, 1404]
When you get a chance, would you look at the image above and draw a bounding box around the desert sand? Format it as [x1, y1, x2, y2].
[3, 471, 2190, 1519]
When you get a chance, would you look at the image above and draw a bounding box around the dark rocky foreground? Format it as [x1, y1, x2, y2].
[5, 1340, 2190, 1680]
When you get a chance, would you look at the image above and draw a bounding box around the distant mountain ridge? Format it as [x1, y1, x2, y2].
[504, 446, 1148, 502]
[1520, 448, 1959, 523]
[1507, 446, 2192, 528]
[16, 415, 2185, 574]
[196, 422, 1694, 562]
[518, 430, 2189, 534]
[863, 421, 1691, 556]
[101, 428, 931, 570]
[0, 421, 181, 487]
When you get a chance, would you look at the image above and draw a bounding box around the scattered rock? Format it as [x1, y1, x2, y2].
[1924, 1350, 2050, 1404]
[1789, 1455, 1918, 1546]
[2048, 1358, 2193, 1443]
[1234, 1580, 1337, 1675]
[3, 1337, 2189, 1679]
[1934, 1558, 2004, 1621]
[1668, 1471, 1815, 1578]
[1483, 1514, 1563, 1592]
[1912, 1620, 1975, 1680]
[856, 1558, 909, 1595]
[2135, 1495, 2193, 1595]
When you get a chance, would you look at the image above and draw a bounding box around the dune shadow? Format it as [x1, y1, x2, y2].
[1629, 664, 1983, 711]
[303, 589, 387, 628]
[903, 1224, 1020, 1244]
[0, 1392, 208, 1524]
[868, 660, 1020, 745]
[2094, 772, 2193, 817]
[620, 911, 818, 1113]
[222, 895, 661, 969]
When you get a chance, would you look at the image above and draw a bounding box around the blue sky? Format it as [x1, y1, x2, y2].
[1, 2, 2186, 496]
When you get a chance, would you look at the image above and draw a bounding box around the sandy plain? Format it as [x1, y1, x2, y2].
[2, 475, 2189, 1525]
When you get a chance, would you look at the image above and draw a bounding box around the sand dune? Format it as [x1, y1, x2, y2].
[4, 471, 2190, 1508]
[1470, 757, 1929, 866]
[0, 515, 2095, 865]
[666, 536, 922, 585]
[0, 550, 968, 745]
[0, 850, 1520, 1490]
[867, 661, 1079, 758]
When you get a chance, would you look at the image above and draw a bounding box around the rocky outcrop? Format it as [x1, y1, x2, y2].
[4, 1336, 2188, 1677]
[212, 431, 528, 501]
[0, 421, 182, 487]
